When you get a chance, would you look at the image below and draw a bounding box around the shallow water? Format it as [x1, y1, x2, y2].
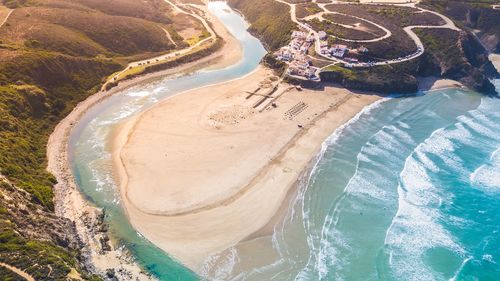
[69, 2, 500, 280]
[69, 3, 265, 280]
[204, 82, 500, 281]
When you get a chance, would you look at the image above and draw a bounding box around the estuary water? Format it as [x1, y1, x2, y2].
[69, 2, 265, 280]
[209, 81, 500, 281]
[69, 1, 500, 280]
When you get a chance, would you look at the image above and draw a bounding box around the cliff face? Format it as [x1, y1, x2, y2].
[417, 29, 498, 95]
[421, 0, 500, 54]
[319, 65, 418, 95]
[319, 28, 498, 96]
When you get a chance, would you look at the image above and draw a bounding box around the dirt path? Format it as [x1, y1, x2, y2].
[0, 262, 35, 281]
[0, 8, 13, 28]
[162, 27, 177, 47]
[303, 10, 392, 43]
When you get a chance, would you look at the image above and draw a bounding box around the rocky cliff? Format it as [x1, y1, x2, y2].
[320, 28, 498, 96]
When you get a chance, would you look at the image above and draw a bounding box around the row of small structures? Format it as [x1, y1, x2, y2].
[275, 28, 373, 80]
[276, 31, 320, 81]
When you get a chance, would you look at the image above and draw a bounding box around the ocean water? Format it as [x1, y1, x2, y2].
[206, 81, 500, 281]
[69, 1, 500, 280]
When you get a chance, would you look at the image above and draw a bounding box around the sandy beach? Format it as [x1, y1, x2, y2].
[490, 53, 500, 73]
[114, 65, 381, 271]
[418, 76, 466, 91]
[46, 4, 242, 279]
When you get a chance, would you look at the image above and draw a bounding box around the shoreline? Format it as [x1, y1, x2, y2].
[46, 4, 243, 279]
[113, 73, 469, 272]
[418, 76, 467, 92]
[114, 64, 382, 270]
[44, 0, 475, 277]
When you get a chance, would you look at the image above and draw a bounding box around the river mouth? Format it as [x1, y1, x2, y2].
[68, 2, 500, 280]
[69, 2, 266, 280]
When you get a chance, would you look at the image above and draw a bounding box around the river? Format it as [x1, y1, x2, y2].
[69, 2, 500, 280]
[69, 2, 265, 280]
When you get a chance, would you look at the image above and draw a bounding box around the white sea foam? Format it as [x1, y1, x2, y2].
[323, 98, 390, 146]
[200, 247, 239, 281]
[384, 122, 471, 280]
[470, 146, 500, 192]
[292, 98, 392, 280]
[127, 90, 150, 97]
[449, 256, 473, 281]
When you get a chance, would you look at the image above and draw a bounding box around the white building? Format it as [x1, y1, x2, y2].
[330, 44, 348, 58]
[278, 48, 293, 61]
[318, 31, 327, 40]
[292, 30, 307, 39]
[357, 46, 369, 53]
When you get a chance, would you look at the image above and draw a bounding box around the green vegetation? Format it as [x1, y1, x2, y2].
[136, 38, 224, 77]
[228, 0, 297, 50]
[308, 17, 383, 41]
[422, 0, 500, 52]
[262, 53, 287, 76]
[0, 51, 121, 209]
[0, 180, 103, 280]
[0, 0, 213, 278]
[415, 28, 464, 67]
[0, 6, 176, 57]
[73, 0, 173, 24]
[321, 26, 498, 95]
[0, 266, 25, 281]
[324, 4, 444, 60]
[320, 63, 418, 94]
[296, 2, 322, 19]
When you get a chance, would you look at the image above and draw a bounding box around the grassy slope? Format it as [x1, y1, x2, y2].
[0, 0, 200, 278]
[421, 0, 500, 53]
[227, 0, 296, 51]
[324, 4, 444, 60]
[0, 5, 176, 57]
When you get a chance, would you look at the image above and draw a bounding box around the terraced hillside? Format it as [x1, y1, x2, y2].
[0, 0, 208, 279]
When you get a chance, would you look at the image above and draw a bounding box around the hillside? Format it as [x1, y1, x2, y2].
[421, 0, 500, 53]
[0, 0, 208, 279]
[227, 0, 296, 50]
[320, 28, 498, 95]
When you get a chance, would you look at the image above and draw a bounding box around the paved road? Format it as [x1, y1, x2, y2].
[303, 10, 392, 43]
[103, 1, 217, 90]
[272, 0, 461, 69]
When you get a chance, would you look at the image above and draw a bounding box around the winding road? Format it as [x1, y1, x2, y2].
[303, 11, 392, 43]
[103, 1, 217, 90]
[272, 0, 460, 69]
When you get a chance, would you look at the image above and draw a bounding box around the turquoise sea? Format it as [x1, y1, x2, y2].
[216, 83, 499, 281]
[69, 2, 500, 280]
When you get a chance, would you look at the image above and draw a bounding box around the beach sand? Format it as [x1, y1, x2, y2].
[46, 4, 242, 279]
[114, 66, 381, 271]
[418, 76, 465, 91]
[490, 53, 500, 73]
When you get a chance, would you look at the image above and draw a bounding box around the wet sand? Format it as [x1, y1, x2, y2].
[114, 66, 381, 270]
[46, 5, 242, 279]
